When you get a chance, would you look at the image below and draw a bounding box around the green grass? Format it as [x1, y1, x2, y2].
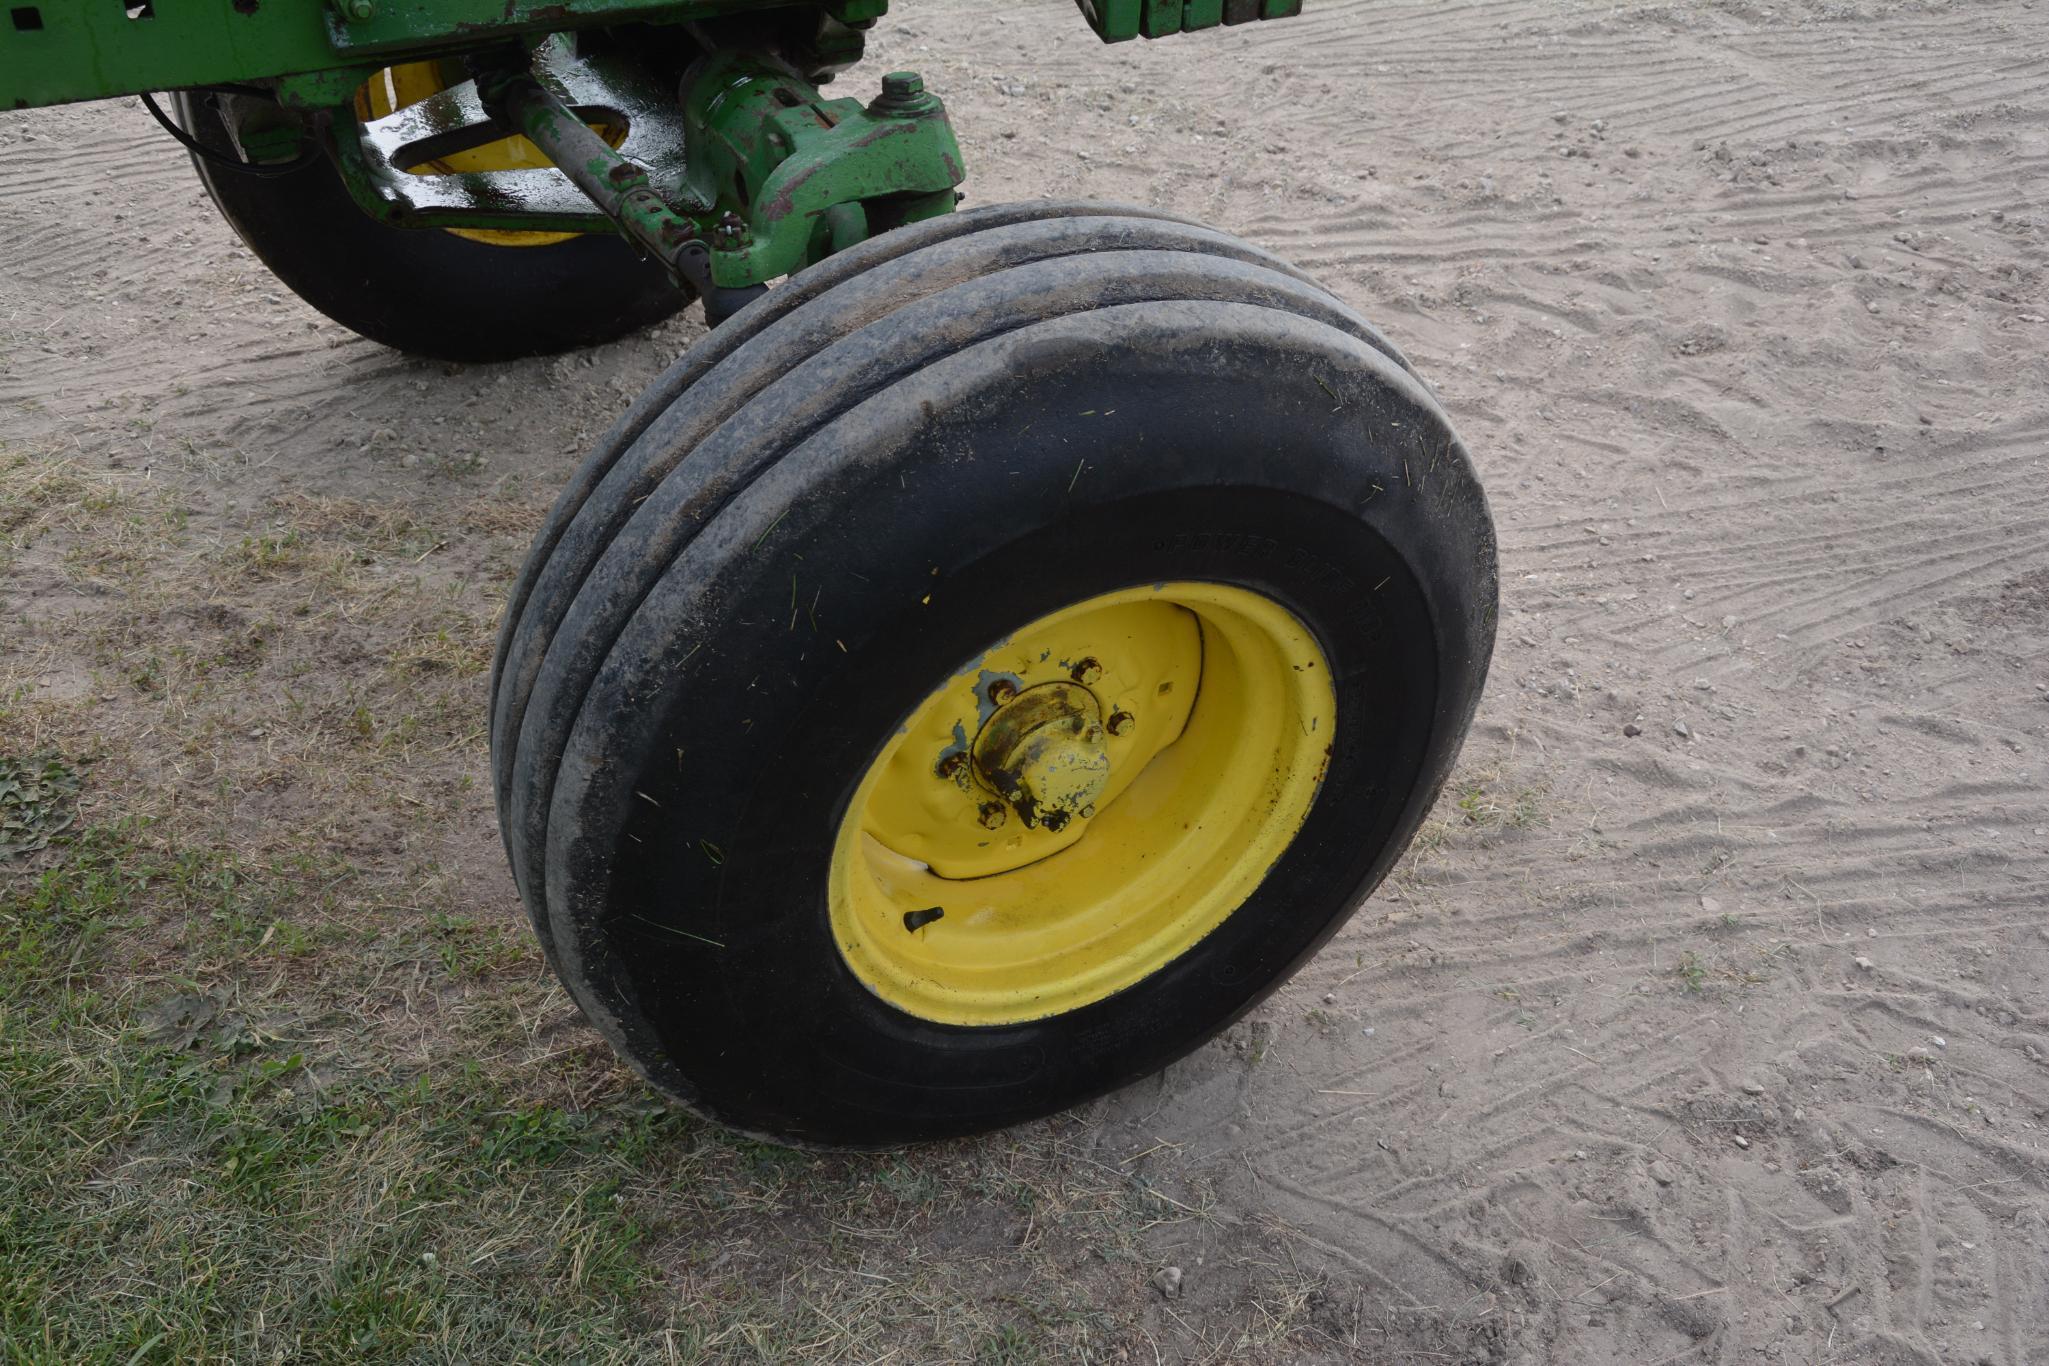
[0, 827, 666, 1360]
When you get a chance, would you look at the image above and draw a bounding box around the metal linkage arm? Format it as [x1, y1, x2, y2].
[477, 63, 762, 319]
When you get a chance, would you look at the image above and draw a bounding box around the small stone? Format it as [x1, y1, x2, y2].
[1649, 1159, 1677, 1186]
[1673, 720, 1692, 738]
[1623, 723, 1642, 737]
[1733, 1134, 1750, 1149]
[1854, 956, 1875, 971]
[1700, 896, 1722, 915]
[1930, 1036, 1947, 1050]
[398, 452, 419, 469]
[1322, 993, 1336, 1005]
[1742, 1082, 1765, 1096]
[1867, 928, 1878, 938]
[1572, 1149, 1588, 1161]
[1152, 1266, 1183, 1298]
[421, 1251, 438, 1268]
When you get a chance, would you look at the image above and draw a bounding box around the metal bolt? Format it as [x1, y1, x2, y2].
[712, 211, 746, 248]
[1069, 657, 1102, 686]
[936, 752, 966, 779]
[1106, 710, 1134, 737]
[987, 678, 1018, 706]
[881, 71, 925, 101]
[342, 0, 374, 18]
[977, 802, 1007, 830]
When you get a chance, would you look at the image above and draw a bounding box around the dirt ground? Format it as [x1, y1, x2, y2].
[5, 0, 2049, 1361]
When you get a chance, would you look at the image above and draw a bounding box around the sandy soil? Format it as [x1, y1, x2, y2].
[5, 0, 2049, 1360]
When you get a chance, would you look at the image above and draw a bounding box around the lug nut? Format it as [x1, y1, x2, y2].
[1106, 710, 1134, 736]
[880, 71, 925, 100]
[978, 802, 1007, 830]
[936, 752, 966, 779]
[1070, 657, 1102, 686]
[987, 679, 1018, 706]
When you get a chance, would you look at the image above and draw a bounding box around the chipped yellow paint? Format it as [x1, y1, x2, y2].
[830, 583, 1336, 1026]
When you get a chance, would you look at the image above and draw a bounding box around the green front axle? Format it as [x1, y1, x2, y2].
[1, 0, 1298, 303]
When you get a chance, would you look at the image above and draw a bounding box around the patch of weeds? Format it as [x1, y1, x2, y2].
[0, 451, 120, 552]
[976, 1324, 1039, 1363]
[0, 752, 81, 860]
[1453, 772, 1548, 830]
[476, 1102, 583, 1169]
[230, 530, 306, 579]
[390, 623, 491, 677]
[424, 909, 527, 979]
[1674, 950, 1708, 994]
[875, 1156, 943, 1206]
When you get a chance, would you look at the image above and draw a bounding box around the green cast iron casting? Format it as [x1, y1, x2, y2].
[0, 0, 1297, 295]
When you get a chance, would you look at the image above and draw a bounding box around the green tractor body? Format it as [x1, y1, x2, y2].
[1, 0, 1300, 292]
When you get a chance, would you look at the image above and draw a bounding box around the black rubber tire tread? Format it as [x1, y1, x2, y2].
[173, 93, 688, 362]
[489, 208, 1493, 1145]
[490, 207, 1418, 916]
[486, 199, 1413, 790]
[502, 243, 1407, 917]
[490, 202, 1201, 751]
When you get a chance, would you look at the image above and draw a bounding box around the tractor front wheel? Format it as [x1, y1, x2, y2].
[490, 202, 1496, 1146]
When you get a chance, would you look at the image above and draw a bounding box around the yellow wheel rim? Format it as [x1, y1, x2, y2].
[354, 61, 624, 248]
[829, 583, 1337, 1027]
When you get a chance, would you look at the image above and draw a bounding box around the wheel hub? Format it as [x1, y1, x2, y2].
[856, 593, 1203, 881]
[971, 682, 1109, 833]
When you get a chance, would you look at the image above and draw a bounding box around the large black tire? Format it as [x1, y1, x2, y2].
[489, 203, 1496, 1146]
[174, 93, 688, 362]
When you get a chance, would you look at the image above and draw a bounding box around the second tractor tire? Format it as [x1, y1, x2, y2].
[174, 91, 690, 362]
